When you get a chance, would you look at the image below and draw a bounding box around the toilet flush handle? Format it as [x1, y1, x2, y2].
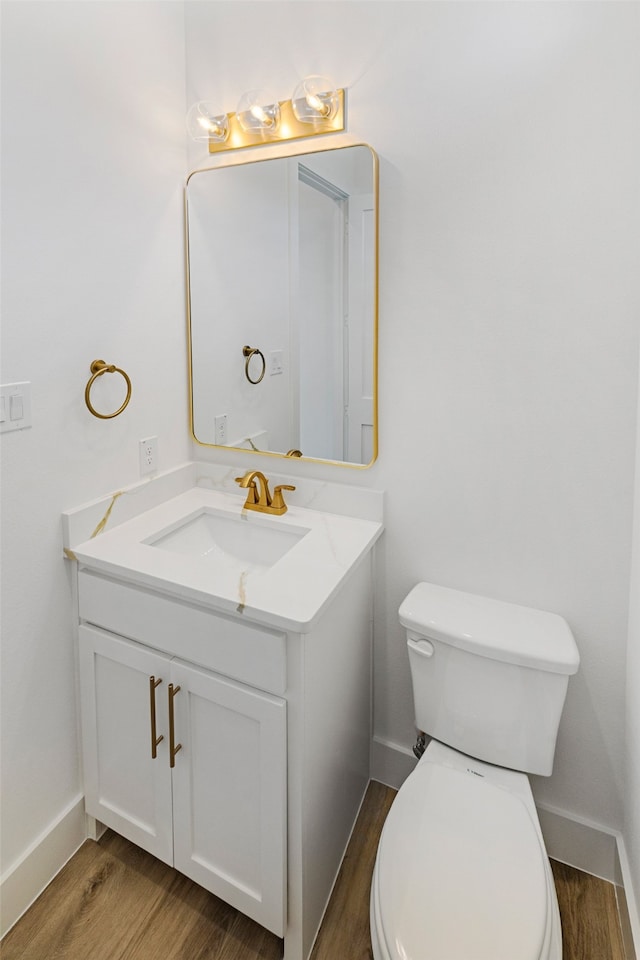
[407, 636, 435, 658]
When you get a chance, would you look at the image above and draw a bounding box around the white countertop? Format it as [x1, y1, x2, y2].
[71, 487, 383, 632]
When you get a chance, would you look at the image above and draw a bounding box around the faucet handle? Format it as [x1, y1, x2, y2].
[235, 474, 258, 504]
[272, 484, 295, 514]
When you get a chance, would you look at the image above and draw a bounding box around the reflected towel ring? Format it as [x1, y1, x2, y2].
[85, 359, 132, 419]
[242, 345, 266, 385]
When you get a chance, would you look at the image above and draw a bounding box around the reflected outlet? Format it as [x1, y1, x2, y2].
[214, 414, 227, 445]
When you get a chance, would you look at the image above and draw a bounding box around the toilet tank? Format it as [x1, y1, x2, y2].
[400, 583, 580, 777]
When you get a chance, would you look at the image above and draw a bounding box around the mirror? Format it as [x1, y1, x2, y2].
[186, 144, 378, 467]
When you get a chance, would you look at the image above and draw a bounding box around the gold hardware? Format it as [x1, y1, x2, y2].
[239, 476, 259, 505]
[84, 359, 132, 419]
[207, 89, 345, 155]
[286, 449, 302, 458]
[272, 484, 295, 513]
[242, 345, 266, 385]
[168, 683, 182, 768]
[149, 676, 164, 759]
[235, 471, 295, 515]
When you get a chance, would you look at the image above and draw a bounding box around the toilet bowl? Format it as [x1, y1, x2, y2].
[370, 740, 562, 960]
[370, 582, 579, 960]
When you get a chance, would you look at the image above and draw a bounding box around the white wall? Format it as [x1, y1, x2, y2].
[188, 160, 291, 450]
[185, 0, 640, 840]
[0, 0, 188, 910]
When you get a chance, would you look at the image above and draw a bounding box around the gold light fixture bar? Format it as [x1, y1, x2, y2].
[208, 89, 345, 155]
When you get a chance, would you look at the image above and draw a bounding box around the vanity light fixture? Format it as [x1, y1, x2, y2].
[186, 76, 345, 155]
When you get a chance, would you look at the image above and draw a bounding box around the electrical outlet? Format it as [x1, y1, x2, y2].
[214, 414, 228, 445]
[139, 436, 158, 476]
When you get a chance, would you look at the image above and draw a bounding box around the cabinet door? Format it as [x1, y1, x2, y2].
[170, 658, 287, 937]
[78, 625, 173, 865]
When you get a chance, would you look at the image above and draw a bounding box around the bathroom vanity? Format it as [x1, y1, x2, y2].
[62, 131, 381, 960]
[66, 474, 382, 960]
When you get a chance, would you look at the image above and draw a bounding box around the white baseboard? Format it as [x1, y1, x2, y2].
[536, 801, 622, 884]
[0, 794, 86, 938]
[372, 736, 639, 960]
[370, 734, 417, 788]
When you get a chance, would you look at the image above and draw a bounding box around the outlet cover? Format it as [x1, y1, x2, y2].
[139, 436, 158, 476]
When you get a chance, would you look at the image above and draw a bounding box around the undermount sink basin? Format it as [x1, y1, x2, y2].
[147, 509, 309, 571]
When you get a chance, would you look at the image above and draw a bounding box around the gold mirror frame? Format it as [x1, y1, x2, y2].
[185, 143, 378, 469]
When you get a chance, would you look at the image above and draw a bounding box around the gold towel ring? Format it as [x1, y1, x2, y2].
[243, 345, 266, 385]
[85, 359, 132, 419]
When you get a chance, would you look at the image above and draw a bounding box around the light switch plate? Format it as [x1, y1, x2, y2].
[0, 382, 31, 433]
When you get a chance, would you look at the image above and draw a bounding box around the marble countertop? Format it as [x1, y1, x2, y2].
[71, 486, 383, 632]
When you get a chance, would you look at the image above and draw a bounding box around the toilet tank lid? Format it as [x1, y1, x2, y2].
[399, 582, 579, 674]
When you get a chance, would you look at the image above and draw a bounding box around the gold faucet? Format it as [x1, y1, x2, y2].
[235, 471, 296, 516]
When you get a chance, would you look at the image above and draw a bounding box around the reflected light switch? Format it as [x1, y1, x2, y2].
[269, 351, 284, 376]
[10, 395, 24, 420]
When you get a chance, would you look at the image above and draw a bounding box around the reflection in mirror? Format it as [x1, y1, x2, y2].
[186, 144, 377, 467]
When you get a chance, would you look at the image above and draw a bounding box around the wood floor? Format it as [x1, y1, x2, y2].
[551, 859, 627, 960]
[2, 781, 627, 960]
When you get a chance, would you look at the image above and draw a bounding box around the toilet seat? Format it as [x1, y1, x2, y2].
[371, 743, 560, 960]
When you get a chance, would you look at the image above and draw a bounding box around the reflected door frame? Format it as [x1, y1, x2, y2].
[289, 161, 348, 461]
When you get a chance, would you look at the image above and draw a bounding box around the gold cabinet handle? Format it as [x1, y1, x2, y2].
[149, 676, 164, 759]
[168, 683, 182, 768]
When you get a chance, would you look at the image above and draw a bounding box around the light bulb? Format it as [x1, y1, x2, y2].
[186, 102, 229, 143]
[306, 93, 330, 116]
[291, 76, 338, 123]
[250, 104, 274, 127]
[236, 90, 280, 134]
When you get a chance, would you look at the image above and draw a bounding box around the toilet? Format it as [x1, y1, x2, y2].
[370, 582, 580, 960]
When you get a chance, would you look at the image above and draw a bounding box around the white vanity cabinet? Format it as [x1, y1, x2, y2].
[78, 622, 287, 936]
[75, 548, 375, 960]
